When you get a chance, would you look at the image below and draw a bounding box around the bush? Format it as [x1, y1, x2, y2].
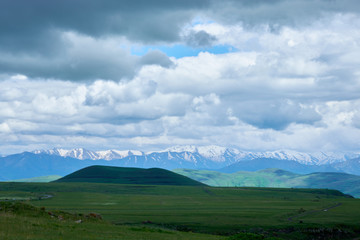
[228, 233, 264, 240]
[228, 233, 284, 240]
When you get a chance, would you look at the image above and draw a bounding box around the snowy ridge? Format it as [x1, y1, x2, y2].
[34, 148, 144, 161]
[155, 145, 240, 162]
[33, 146, 360, 165]
[238, 150, 359, 165]
[96, 150, 143, 160]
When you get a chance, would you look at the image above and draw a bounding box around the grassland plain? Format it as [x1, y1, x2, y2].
[1, 182, 360, 239]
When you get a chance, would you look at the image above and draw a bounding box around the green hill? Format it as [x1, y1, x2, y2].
[55, 165, 205, 186]
[174, 168, 360, 197]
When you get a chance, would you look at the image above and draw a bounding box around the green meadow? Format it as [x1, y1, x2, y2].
[0, 201, 223, 240]
[1, 182, 360, 239]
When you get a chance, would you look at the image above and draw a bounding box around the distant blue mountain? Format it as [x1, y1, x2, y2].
[0, 152, 95, 181]
[1, 151, 360, 181]
[0, 152, 226, 180]
[330, 158, 360, 175]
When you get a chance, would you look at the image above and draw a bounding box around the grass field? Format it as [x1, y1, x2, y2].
[0, 201, 224, 240]
[1, 182, 360, 239]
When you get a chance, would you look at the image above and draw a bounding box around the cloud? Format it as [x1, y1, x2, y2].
[1, 0, 358, 55]
[0, 32, 177, 81]
[140, 50, 174, 68]
[1, 1, 360, 154]
[0, 32, 138, 80]
[184, 30, 217, 47]
[0, 1, 209, 80]
[1, 0, 359, 81]
[232, 100, 322, 130]
[0, 0, 210, 49]
[353, 113, 360, 129]
[209, 0, 360, 27]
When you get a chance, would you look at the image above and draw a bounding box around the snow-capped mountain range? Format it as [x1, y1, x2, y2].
[33, 145, 360, 166]
[1, 145, 360, 181]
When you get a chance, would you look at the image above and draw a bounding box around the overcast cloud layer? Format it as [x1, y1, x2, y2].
[1, 0, 360, 154]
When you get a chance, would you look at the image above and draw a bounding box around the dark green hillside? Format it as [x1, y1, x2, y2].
[55, 165, 205, 186]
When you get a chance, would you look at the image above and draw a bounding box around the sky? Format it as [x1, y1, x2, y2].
[1, 0, 360, 155]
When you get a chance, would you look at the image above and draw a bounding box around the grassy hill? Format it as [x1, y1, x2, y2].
[174, 168, 360, 198]
[55, 165, 205, 186]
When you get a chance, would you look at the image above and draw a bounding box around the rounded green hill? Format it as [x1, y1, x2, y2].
[55, 165, 205, 186]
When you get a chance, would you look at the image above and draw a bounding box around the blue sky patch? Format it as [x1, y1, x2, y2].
[132, 44, 236, 58]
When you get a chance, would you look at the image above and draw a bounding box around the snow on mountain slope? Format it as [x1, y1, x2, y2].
[34, 148, 143, 160]
[157, 145, 240, 162]
[96, 150, 143, 160]
[33, 146, 360, 166]
[197, 145, 240, 161]
[163, 145, 198, 153]
[238, 150, 359, 165]
[34, 148, 95, 160]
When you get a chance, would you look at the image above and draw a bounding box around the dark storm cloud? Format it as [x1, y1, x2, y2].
[0, 0, 210, 53]
[0, 47, 173, 81]
[0, 49, 138, 81]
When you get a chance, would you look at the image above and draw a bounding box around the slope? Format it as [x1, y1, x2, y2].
[55, 165, 205, 186]
[174, 168, 360, 197]
[8, 175, 62, 182]
[219, 158, 337, 174]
